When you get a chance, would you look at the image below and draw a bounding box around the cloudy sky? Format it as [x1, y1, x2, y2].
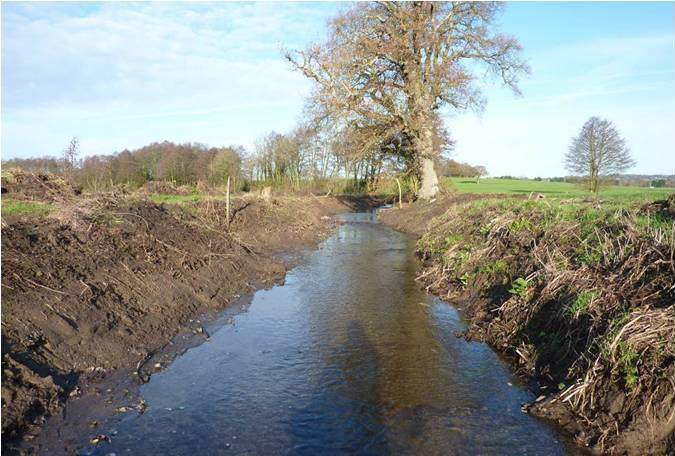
[2, 2, 673, 177]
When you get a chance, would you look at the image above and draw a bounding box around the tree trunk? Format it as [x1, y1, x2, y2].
[416, 122, 440, 199]
[226, 175, 231, 227]
[396, 178, 403, 209]
[418, 156, 439, 199]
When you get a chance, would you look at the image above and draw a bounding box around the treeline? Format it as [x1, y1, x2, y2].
[3, 108, 459, 195]
[548, 176, 675, 188]
[250, 128, 408, 193]
[4, 141, 245, 191]
[247, 112, 456, 194]
[4, 132, 442, 195]
[3, 111, 486, 196]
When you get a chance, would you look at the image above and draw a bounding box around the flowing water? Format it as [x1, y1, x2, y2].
[75, 211, 572, 455]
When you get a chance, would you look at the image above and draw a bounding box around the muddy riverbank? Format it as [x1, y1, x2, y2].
[379, 195, 675, 456]
[23, 210, 578, 456]
[1, 171, 383, 453]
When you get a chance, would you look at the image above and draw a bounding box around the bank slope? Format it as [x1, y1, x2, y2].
[1, 172, 359, 453]
[380, 194, 675, 456]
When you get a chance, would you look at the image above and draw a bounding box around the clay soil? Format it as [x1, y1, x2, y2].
[1, 173, 380, 454]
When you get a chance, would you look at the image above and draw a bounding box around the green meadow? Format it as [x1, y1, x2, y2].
[445, 177, 673, 203]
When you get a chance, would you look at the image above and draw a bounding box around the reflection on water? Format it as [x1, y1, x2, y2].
[79, 211, 570, 455]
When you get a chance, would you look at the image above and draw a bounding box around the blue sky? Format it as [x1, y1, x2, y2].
[2, 1, 673, 177]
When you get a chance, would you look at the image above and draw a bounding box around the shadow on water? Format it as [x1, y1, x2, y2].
[287, 321, 387, 455]
[29, 209, 582, 456]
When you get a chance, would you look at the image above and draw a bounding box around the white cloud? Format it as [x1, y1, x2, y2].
[2, 2, 337, 158]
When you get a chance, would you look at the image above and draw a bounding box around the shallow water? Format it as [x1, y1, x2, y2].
[78, 211, 571, 455]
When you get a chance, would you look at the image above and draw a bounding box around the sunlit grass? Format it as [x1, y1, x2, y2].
[146, 193, 209, 204]
[1, 198, 53, 217]
[444, 177, 673, 204]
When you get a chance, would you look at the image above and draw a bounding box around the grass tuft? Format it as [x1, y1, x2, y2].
[567, 290, 598, 318]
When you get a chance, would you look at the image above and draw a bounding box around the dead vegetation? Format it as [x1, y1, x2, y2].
[1, 168, 81, 202]
[139, 181, 191, 196]
[380, 194, 675, 455]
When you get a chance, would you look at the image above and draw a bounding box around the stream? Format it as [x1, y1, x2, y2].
[44, 210, 575, 455]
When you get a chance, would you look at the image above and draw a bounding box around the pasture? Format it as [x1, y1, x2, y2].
[446, 177, 674, 203]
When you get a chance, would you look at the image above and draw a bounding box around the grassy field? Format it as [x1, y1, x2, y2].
[446, 177, 674, 203]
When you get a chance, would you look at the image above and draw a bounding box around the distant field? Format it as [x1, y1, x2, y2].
[445, 177, 674, 203]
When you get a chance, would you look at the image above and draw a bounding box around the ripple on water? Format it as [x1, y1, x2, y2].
[62, 211, 573, 456]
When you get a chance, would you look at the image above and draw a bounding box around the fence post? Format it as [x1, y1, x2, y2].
[226, 175, 231, 227]
[395, 178, 402, 209]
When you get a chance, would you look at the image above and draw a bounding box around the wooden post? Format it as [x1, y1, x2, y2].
[226, 175, 231, 227]
[395, 178, 402, 209]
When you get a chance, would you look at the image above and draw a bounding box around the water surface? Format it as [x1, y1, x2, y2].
[80, 211, 571, 455]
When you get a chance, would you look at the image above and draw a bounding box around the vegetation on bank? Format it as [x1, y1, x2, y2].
[408, 195, 674, 453]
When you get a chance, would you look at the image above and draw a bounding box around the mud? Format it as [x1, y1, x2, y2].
[641, 193, 675, 220]
[1, 178, 379, 454]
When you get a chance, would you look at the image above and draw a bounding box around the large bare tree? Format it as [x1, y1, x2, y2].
[287, 1, 528, 198]
[564, 116, 635, 193]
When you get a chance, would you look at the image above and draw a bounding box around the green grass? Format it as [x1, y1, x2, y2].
[445, 177, 673, 203]
[509, 277, 531, 299]
[146, 193, 210, 204]
[1, 198, 53, 217]
[567, 290, 598, 318]
[615, 340, 640, 389]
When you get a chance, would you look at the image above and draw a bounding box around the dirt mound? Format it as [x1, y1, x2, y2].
[641, 193, 675, 219]
[1, 169, 81, 202]
[2, 201, 279, 448]
[140, 181, 190, 195]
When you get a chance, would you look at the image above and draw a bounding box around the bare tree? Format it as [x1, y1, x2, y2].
[62, 137, 80, 180]
[564, 117, 635, 193]
[287, 2, 527, 198]
[474, 165, 488, 183]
